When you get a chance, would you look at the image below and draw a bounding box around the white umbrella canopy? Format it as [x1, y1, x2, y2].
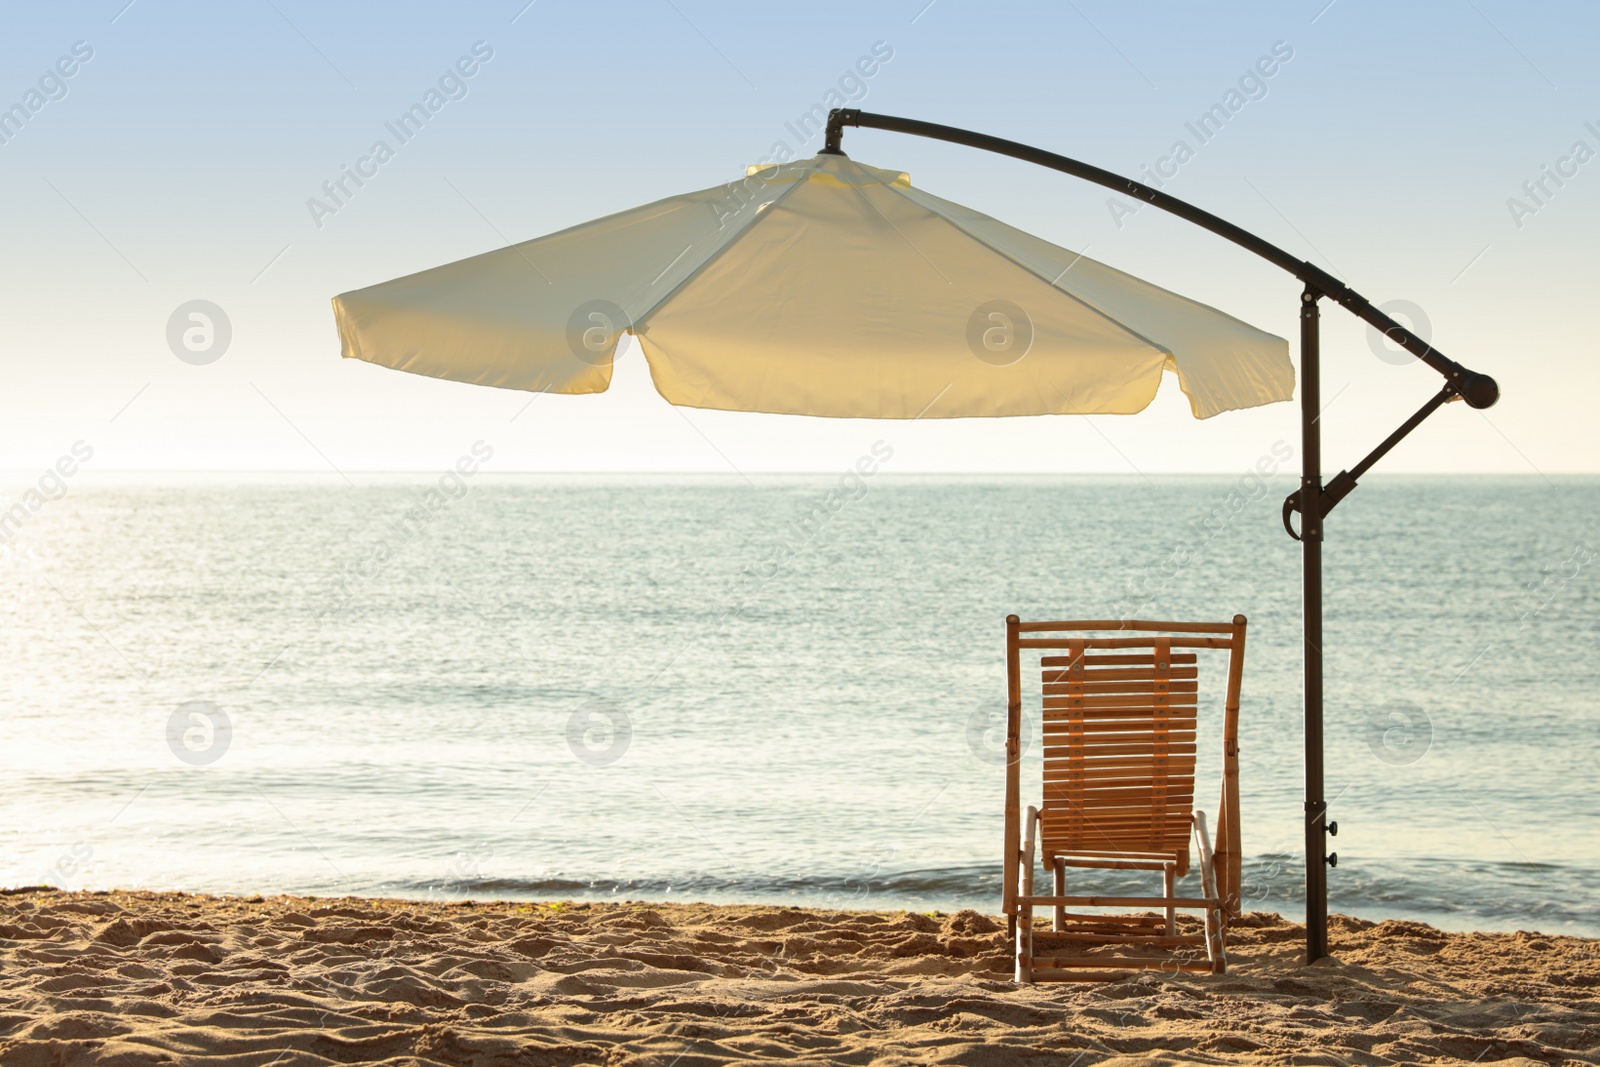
[333, 154, 1293, 420]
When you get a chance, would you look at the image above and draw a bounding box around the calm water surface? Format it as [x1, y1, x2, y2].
[2, 474, 1596, 936]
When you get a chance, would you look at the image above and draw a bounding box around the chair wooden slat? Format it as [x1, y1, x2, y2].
[1043, 723, 1196, 739]
[1048, 779, 1194, 792]
[1043, 679, 1200, 693]
[1042, 742, 1199, 759]
[1017, 619, 1237, 634]
[1043, 703, 1196, 718]
[1018, 636, 1235, 649]
[1042, 691, 1198, 707]
[1044, 760, 1197, 780]
[1047, 743, 1196, 756]
[1042, 814, 1191, 829]
[1042, 666, 1198, 683]
[1044, 816, 1192, 831]
[1041, 652, 1199, 666]
[1046, 775, 1196, 791]
[1048, 915, 1168, 928]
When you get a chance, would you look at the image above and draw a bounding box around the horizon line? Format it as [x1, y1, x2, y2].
[0, 468, 1585, 478]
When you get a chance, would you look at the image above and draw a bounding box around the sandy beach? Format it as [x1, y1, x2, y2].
[0, 890, 1594, 1066]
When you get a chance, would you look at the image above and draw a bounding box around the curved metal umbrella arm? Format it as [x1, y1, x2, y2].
[824, 108, 1499, 410]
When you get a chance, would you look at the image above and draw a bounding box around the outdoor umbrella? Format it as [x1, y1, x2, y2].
[332, 109, 1499, 962]
[333, 154, 1294, 419]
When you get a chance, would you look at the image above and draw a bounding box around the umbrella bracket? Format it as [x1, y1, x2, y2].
[1281, 383, 1459, 541]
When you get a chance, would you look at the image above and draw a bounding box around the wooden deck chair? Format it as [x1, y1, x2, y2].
[1002, 615, 1247, 982]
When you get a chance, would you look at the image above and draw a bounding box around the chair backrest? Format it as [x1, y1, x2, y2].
[1040, 635, 1200, 866]
[1003, 616, 1247, 915]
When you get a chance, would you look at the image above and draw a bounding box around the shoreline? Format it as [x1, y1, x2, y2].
[2, 889, 1595, 1065]
[16, 885, 1590, 943]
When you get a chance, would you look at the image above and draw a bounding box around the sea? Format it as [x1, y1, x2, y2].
[2, 474, 1597, 937]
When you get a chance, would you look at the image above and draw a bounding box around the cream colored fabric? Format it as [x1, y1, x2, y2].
[334, 154, 1292, 419]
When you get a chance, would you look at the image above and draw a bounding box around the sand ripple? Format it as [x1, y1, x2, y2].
[0, 890, 1595, 1065]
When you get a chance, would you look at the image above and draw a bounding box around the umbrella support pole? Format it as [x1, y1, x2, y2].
[1298, 288, 1329, 963]
[1287, 345, 1458, 962]
[823, 107, 1502, 963]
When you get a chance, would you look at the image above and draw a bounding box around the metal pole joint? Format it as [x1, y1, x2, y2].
[822, 108, 860, 154]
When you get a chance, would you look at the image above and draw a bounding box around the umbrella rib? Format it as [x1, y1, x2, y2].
[1048, 245, 1093, 287]
[626, 168, 813, 331]
[649, 244, 696, 287]
[886, 181, 1170, 356]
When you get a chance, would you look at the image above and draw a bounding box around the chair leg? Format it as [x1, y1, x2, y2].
[1163, 864, 1176, 937]
[1194, 810, 1227, 974]
[1014, 913, 1032, 984]
[1053, 858, 1066, 932]
[1015, 806, 1038, 983]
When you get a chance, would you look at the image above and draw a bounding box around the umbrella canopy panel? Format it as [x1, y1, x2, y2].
[333, 154, 1293, 419]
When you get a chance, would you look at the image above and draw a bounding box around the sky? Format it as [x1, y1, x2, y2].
[0, 0, 1594, 475]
